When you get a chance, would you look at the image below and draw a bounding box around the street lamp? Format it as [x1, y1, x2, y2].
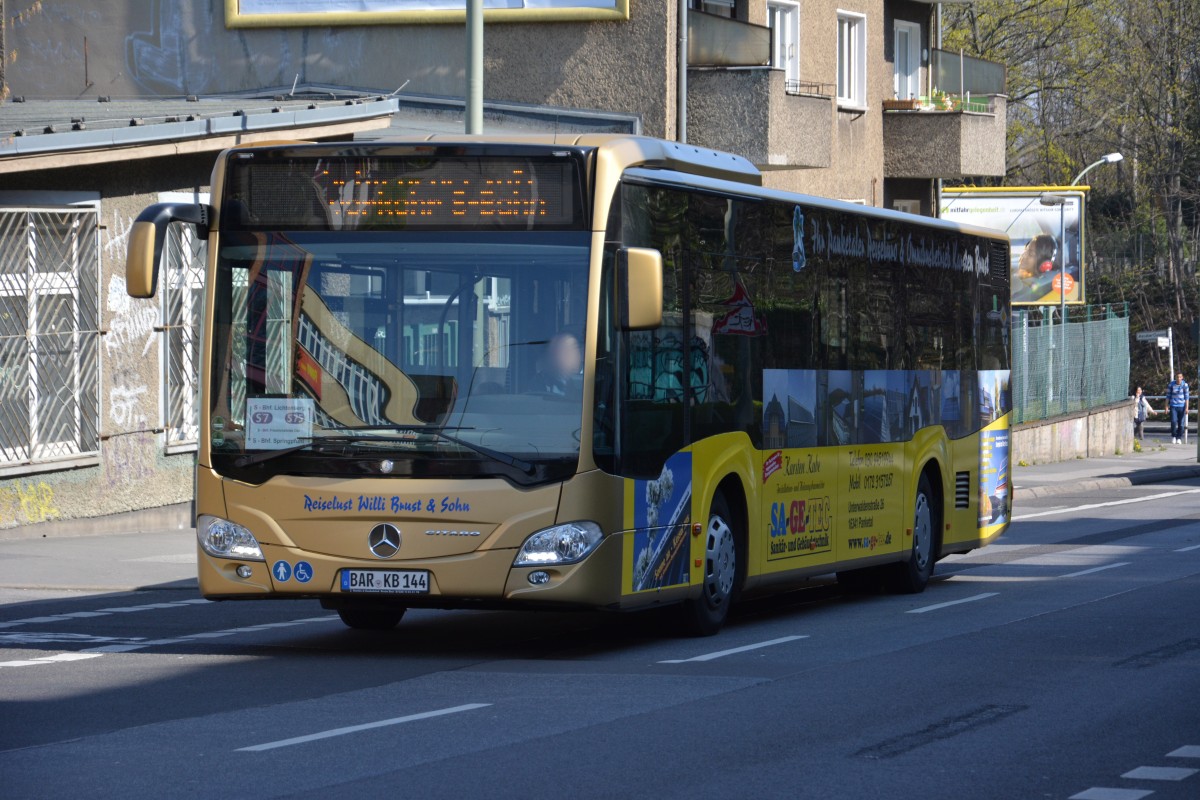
[1040, 192, 1069, 414]
[1071, 152, 1123, 186]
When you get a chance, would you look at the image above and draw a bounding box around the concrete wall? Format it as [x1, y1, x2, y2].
[1012, 401, 1136, 466]
[1, 0, 911, 208]
[0, 155, 214, 530]
[3, 0, 677, 139]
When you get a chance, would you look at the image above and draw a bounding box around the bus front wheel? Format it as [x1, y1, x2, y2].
[680, 493, 739, 636]
[888, 472, 938, 594]
[336, 607, 406, 631]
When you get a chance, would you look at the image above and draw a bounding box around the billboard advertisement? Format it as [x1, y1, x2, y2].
[940, 188, 1087, 306]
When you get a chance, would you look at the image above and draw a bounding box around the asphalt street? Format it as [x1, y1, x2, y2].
[2, 448, 1199, 799]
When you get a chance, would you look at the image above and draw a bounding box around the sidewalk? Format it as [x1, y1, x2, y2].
[1013, 433, 1200, 499]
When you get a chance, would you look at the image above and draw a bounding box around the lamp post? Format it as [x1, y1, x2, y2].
[465, 0, 483, 134]
[1040, 192, 1069, 414]
[1071, 152, 1123, 186]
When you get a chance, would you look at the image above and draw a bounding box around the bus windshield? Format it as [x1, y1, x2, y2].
[209, 230, 591, 486]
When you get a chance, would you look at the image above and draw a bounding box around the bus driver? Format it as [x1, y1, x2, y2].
[536, 331, 583, 396]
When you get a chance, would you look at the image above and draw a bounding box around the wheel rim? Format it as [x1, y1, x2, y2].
[704, 513, 737, 606]
[912, 490, 933, 571]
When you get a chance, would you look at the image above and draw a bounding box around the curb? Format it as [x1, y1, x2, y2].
[1014, 464, 1200, 501]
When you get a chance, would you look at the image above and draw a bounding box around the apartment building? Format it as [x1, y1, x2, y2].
[0, 0, 1005, 527]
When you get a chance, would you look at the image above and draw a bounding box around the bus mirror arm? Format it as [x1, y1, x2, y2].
[125, 202, 213, 299]
[619, 247, 664, 331]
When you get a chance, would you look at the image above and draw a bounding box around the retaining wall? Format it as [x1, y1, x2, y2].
[1012, 400, 1136, 465]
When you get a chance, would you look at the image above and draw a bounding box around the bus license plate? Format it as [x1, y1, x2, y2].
[340, 569, 430, 594]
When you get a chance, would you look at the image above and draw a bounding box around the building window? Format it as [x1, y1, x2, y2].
[692, 0, 734, 18]
[894, 20, 921, 100]
[893, 199, 921, 215]
[0, 207, 101, 475]
[769, 1, 801, 85]
[836, 11, 867, 109]
[161, 212, 207, 452]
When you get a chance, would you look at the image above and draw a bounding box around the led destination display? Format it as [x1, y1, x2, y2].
[223, 152, 583, 230]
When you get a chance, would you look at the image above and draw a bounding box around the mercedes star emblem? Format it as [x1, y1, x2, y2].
[368, 523, 402, 559]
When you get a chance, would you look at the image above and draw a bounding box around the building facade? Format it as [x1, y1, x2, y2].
[0, 0, 1006, 529]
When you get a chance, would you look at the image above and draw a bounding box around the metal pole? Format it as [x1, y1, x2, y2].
[1059, 201, 1067, 415]
[1168, 326, 1175, 383]
[677, 0, 687, 142]
[466, 0, 483, 134]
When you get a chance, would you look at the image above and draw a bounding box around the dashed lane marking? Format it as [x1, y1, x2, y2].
[1121, 766, 1198, 781]
[1168, 746, 1200, 758]
[906, 592, 998, 614]
[658, 635, 808, 664]
[0, 652, 105, 668]
[0, 598, 209, 629]
[0, 615, 339, 668]
[236, 703, 492, 752]
[1060, 562, 1131, 579]
[1069, 789, 1153, 800]
[1014, 488, 1200, 521]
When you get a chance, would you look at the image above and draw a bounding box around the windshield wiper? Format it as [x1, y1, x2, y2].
[234, 426, 535, 475]
[232, 435, 364, 467]
[331, 424, 537, 475]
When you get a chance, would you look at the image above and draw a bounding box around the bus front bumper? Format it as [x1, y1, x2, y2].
[196, 532, 626, 610]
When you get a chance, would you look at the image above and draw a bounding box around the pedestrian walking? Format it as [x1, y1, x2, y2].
[1133, 386, 1155, 441]
[1166, 372, 1190, 444]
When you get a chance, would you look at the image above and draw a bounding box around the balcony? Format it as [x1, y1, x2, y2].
[685, 13, 833, 170]
[688, 69, 833, 169]
[882, 49, 1007, 179]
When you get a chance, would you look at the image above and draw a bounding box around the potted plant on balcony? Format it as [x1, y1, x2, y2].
[930, 90, 957, 111]
[883, 97, 921, 111]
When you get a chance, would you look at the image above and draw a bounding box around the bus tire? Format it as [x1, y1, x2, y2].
[680, 493, 740, 636]
[337, 607, 406, 631]
[888, 471, 938, 594]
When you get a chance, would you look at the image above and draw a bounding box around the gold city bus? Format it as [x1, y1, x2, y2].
[126, 136, 1011, 635]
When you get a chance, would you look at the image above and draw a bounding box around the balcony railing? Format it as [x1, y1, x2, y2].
[687, 11, 770, 67]
[882, 93, 997, 114]
[785, 80, 835, 97]
[931, 48, 1007, 97]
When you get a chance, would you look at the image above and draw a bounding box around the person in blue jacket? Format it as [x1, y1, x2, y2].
[1166, 372, 1190, 444]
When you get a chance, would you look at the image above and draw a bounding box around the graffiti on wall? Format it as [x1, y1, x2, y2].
[106, 275, 157, 358]
[0, 481, 61, 526]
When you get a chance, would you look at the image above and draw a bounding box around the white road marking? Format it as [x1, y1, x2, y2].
[906, 592, 998, 614]
[1121, 766, 1198, 781]
[1174, 544, 1200, 552]
[0, 652, 105, 669]
[658, 635, 808, 664]
[0, 598, 208, 629]
[1168, 745, 1200, 758]
[0, 615, 339, 667]
[1060, 562, 1130, 579]
[1069, 789, 1154, 800]
[1014, 488, 1200, 520]
[236, 703, 492, 752]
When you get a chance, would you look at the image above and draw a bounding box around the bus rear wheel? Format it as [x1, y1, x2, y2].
[887, 472, 938, 594]
[336, 607, 406, 631]
[680, 493, 739, 636]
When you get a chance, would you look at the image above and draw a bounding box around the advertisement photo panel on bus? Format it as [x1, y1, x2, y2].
[628, 451, 693, 593]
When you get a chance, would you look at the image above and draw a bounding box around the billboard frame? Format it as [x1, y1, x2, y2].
[940, 186, 1089, 307]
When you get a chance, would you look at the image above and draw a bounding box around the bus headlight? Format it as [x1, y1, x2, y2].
[515, 521, 602, 566]
[197, 515, 265, 561]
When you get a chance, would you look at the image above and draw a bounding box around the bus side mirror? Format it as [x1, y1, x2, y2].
[620, 247, 663, 330]
[125, 202, 212, 299]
